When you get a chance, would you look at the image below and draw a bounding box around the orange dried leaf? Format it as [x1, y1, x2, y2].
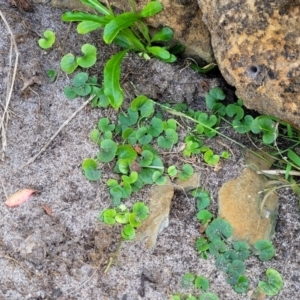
[41, 204, 52, 215]
[134, 145, 142, 155]
[5, 189, 36, 207]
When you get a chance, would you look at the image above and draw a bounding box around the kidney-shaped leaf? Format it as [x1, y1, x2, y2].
[77, 44, 97, 68]
[82, 158, 101, 181]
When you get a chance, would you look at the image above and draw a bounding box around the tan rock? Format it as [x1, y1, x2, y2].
[174, 171, 201, 191]
[135, 182, 174, 249]
[51, 0, 214, 63]
[199, 0, 300, 127]
[218, 152, 278, 245]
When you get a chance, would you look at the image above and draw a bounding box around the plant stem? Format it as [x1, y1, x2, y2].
[104, 237, 123, 273]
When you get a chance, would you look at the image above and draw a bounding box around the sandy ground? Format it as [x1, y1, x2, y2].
[0, 2, 299, 300]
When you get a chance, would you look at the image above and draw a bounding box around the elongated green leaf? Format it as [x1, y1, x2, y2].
[146, 46, 171, 60]
[114, 29, 146, 51]
[104, 49, 128, 109]
[104, 12, 141, 44]
[288, 149, 300, 168]
[140, 1, 163, 17]
[62, 11, 108, 24]
[151, 27, 173, 42]
[77, 21, 103, 34]
[191, 63, 217, 74]
[81, 0, 113, 16]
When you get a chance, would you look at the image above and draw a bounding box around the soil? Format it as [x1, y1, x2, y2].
[0, 2, 299, 300]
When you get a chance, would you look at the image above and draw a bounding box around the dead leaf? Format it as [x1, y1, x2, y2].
[199, 225, 206, 234]
[130, 160, 141, 173]
[177, 142, 186, 152]
[5, 189, 36, 207]
[134, 145, 142, 155]
[10, 0, 33, 11]
[20, 75, 42, 91]
[214, 162, 223, 172]
[41, 204, 52, 215]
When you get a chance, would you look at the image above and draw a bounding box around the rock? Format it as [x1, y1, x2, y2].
[51, 0, 214, 63]
[218, 152, 278, 245]
[199, 0, 300, 127]
[174, 172, 201, 191]
[136, 172, 200, 249]
[135, 182, 174, 249]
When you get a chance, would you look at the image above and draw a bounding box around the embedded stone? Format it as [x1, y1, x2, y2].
[135, 182, 174, 249]
[218, 152, 278, 245]
[199, 0, 300, 127]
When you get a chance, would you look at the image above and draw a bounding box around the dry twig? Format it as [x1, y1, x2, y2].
[0, 253, 37, 276]
[21, 95, 94, 169]
[0, 10, 19, 160]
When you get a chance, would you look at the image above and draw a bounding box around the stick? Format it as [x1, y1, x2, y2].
[257, 170, 300, 177]
[0, 10, 19, 160]
[21, 95, 94, 169]
[0, 254, 37, 276]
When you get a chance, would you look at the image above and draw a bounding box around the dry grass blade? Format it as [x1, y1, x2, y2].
[0, 10, 19, 161]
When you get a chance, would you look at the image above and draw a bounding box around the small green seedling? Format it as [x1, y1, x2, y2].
[157, 128, 178, 149]
[176, 273, 219, 299]
[168, 165, 178, 177]
[61, 53, 78, 74]
[47, 69, 57, 82]
[82, 158, 101, 181]
[195, 276, 209, 291]
[196, 210, 212, 226]
[253, 240, 275, 261]
[258, 268, 283, 296]
[77, 43, 97, 68]
[178, 164, 194, 180]
[64, 72, 99, 99]
[199, 293, 219, 300]
[181, 273, 196, 289]
[234, 275, 249, 294]
[205, 87, 226, 113]
[97, 139, 118, 163]
[192, 189, 211, 211]
[38, 30, 56, 49]
[251, 116, 278, 144]
[99, 202, 149, 240]
[61, 43, 97, 74]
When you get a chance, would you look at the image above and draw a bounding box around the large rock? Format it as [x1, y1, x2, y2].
[218, 152, 278, 245]
[51, 0, 214, 63]
[199, 0, 300, 127]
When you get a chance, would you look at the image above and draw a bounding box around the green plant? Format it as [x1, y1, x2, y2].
[64, 72, 99, 99]
[257, 268, 283, 296]
[61, 44, 97, 74]
[61, 0, 175, 109]
[82, 158, 101, 181]
[99, 202, 149, 240]
[38, 30, 56, 49]
[189, 188, 278, 295]
[174, 273, 219, 299]
[84, 96, 199, 206]
[47, 69, 57, 82]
